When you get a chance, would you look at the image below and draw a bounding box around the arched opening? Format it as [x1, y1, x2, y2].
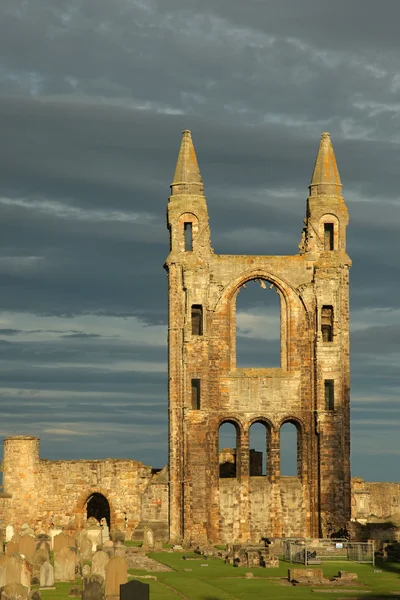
[86, 493, 111, 528]
[235, 279, 280, 368]
[249, 422, 269, 476]
[280, 422, 301, 477]
[219, 421, 240, 478]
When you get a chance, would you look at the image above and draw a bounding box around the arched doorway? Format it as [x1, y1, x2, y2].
[86, 493, 110, 528]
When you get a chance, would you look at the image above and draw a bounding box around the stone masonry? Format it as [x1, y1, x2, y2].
[1, 132, 399, 546]
[0, 436, 168, 538]
[164, 130, 351, 544]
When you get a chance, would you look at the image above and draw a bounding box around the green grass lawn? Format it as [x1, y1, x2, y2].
[32, 553, 400, 600]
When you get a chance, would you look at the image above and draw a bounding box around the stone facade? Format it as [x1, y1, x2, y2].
[0, 436, 168, 538]
[164, 130, 351, 544]
[0, 132, 399, 546]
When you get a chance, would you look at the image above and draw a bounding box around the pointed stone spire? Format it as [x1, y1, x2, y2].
[170, 130, 204, 195]
[309, 132, 342, 196]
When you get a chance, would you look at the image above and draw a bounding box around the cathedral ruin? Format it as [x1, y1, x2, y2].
[0, 131, 399, 546]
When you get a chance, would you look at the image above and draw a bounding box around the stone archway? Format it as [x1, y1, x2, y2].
[86, 492, 110, 528]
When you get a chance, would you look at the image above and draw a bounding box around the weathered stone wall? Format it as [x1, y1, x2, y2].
[165, 131, 351, 544]
[1, 436, 168, 538]
[352, 477, 400, 524]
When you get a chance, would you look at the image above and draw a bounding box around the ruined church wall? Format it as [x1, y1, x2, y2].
[351, 478, 400, 523]
[1, 436, 167, 537]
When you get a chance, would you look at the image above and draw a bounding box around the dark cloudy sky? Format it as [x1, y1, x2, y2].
[0, 0, 399, 481]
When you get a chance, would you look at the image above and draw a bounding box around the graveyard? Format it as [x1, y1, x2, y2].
[1, 527, 400, 599]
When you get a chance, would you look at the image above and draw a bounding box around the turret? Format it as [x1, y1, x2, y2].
[166, 130, 211, 257]
[300, 133, 349, 258]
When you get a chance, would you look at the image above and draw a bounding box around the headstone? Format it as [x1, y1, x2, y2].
[5, 542, 18, 556]
[29, 592, 41, 600]
[6, 555, 22, 586]
[104, 557, 127, 598]
[0, 566, 6, 589]
[114, 542, 126, 558]
[20, 561, 31, 591]
[19, 537, 35, 561]
[100, 519, 110, 545]
[54, 547, 75, 582]
[85, 520, 102, 552]
[91, 551, 109, 579]
[82, 574, 105, 600]
[48, 528, 63, 550]
[144, 527, 154, 551]
[20, 525, 34, 538]
[39, 561, 54, 589]
[32, 550, 49, 581]
[34, 535, 50, 555]
[110, 530, 125, 544]
[0, 583, 28, 600]
[53, 533, 69, 554]
[120, 580, 149, 600]
[5, 527, 14, 544]
[82, 565, 91, 578]
[81, 537, 93, 561]
[154, 540, 163, 552]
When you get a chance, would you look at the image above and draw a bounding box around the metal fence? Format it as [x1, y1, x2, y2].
[283, 539, 374, 566]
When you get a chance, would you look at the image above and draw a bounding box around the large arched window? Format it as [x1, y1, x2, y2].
[219, 421, 240, 478]
[280, 422, 301, 477]
[249, 421, 270, 476]
[235, 279, 281, 368]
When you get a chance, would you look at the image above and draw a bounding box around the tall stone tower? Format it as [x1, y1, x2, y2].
[164, 131, 351, 544]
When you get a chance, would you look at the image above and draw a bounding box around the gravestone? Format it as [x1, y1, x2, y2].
[100, 519, 110, 545]
[53, 533, 69, 554]
[104, 557, 127, 598]
[0, 566, 6, 589]
[144, 528, 154, 551]
[91, 551, 109, 579]
[5, 527, 14, 544]
[6, 555, 22, 586]
[29, 591, 41, 600]
[82, 565, 91, 578]
[0, 583, 28, 600]
[82, 574, 105, 600]
[32, 550, 49, 581]
[114, 542, 126, 558]
[120, 580, 150, 600]
[85, 519, 102, 552]
[20, 560, 31, 591]
[48, 528, 63, 550]
[110, 530, 125, 544]
[34, 535, 50, 555]
[39, 561, 54, 589]
[68, 586, 82, 598]
[19, 537, 35, 561]
[5, 542, 18, 556]
[54, 547, 75, 582]
[81, 537, 93, 561]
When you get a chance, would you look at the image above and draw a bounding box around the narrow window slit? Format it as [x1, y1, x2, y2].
[321, 305, 334, 342]
[191, 379, 201, 410]
[184, 222, 193, 251]
[325, 379, 335, 410]
[324, 223, 334, 250]
[191, 305, 203, 335]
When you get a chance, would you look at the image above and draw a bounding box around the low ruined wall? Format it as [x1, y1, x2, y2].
[1, 436, 168, 538]
[350, 478, 400, 546]
[351, 478, 400, 523]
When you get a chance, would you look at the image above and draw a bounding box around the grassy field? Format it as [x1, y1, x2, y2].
[37, 552, 400, 599]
